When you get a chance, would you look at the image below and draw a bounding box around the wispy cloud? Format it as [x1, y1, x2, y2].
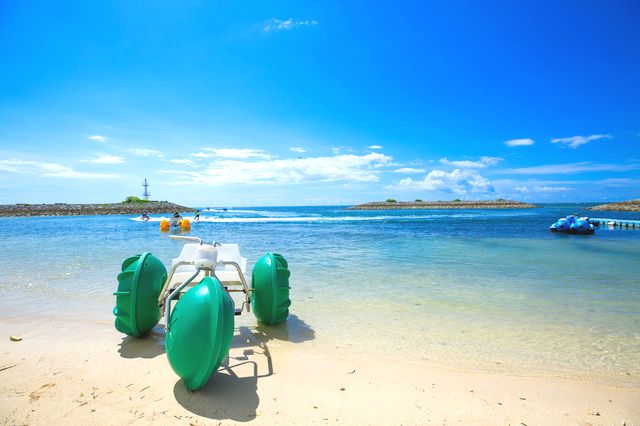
[502, 161, 639, 175]
[85, 153, 125, 164]
[0, 159, 35, 173]
[289, 147, 306, 154]
[550, 134, 612, 149]
[0, 158, 118, 178]
[504, 138, 534, 147]
[88, 135, 107, 142]
[264, 18, 318, 32]
[163, 153, 392, 185]
[131, 148, 164, 158]
[193, 148, 272, 160]
[368, 145, 383, 150]
[389, 169, 493, 194]
[393, 167, 425, 174]
[439, 156, 502, 168]
[169, 159, 195, 165]
[515, 185, 570, 193]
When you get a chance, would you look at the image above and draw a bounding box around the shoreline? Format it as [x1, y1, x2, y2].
[1, 317, 638, 424]
[348, 199, 538, 210]
[0, 201, 196, 217]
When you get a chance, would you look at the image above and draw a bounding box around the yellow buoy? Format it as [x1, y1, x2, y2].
[180, 218, 191, 231]
[160, 218, 170, 232]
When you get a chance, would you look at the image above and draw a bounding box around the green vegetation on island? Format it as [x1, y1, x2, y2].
[123, 196, 151, 204]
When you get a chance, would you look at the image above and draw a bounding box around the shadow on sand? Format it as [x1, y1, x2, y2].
[117, 324, 166, 359]
[173, 315, 315, 421]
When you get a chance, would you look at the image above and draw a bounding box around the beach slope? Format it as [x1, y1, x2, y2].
[1, 318, 638, 425]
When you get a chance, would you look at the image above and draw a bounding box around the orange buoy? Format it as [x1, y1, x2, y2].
[160, 218, 170, 232]
[180, 218, 191, 231]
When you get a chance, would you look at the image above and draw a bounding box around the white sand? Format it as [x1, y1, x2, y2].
[1, 318, 639, 425]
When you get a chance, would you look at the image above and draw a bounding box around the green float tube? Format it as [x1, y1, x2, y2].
[165, 277, 235, 391]
[113, 252, 167, 337]
[251, 253, 291, 325]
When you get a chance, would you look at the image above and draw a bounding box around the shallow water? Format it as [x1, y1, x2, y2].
[1, 204, 638, 386]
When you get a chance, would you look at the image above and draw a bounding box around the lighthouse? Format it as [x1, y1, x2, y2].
[142, 178, 150, 201]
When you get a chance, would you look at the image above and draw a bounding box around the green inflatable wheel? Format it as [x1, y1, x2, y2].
[166, 276, 234, 391]
[251, 253, 291, 325]
[113, 252, 167, 337]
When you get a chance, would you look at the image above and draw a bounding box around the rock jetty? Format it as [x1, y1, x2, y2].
[588, 199, 640, 212]
[348, 199, 538, 210]
[0, 201, 197, 217]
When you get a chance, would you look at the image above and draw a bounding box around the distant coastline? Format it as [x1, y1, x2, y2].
[348, 199, 538, 210]
[588, 199, 640, 212]
[0, 201, 196, 217]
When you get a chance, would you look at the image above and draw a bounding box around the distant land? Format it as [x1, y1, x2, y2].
[348, 199, 538, 210]
[0, 201, 196, 217]
[588, 199, 640, 212]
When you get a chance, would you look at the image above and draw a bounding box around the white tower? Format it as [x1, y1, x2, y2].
[142, 178, 150, 201]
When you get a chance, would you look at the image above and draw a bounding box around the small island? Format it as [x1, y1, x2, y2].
[0, 196, 196, 217]
[588, 199, 640, 212]
[348, 199, 538, 210]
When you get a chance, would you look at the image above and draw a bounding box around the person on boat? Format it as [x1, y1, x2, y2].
[141, 210, 150, 221]
[193, 210, 200, 222]
[171, 211, 182, 227]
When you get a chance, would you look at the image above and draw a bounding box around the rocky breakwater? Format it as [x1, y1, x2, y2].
[588, 199, 640, 212]
[0, 201, 197, 217]
[348, 199, 538, 210]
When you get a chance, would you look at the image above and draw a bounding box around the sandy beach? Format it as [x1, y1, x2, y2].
[2, 315, 638, 425]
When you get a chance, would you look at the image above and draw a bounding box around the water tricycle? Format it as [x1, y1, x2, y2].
[112, 235, 291, 390]
[549, 215, 595, 235]
[159, 217, 190, 231]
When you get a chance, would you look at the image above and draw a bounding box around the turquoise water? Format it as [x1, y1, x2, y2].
[1, 204, 639, 386]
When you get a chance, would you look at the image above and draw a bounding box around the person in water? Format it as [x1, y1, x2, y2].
[193, 210, 200, 222]
[141, 210, 150, 221]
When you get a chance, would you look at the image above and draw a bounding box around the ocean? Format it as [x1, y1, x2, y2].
[1, 204, 638, 387]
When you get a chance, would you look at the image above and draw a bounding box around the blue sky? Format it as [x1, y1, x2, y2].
[0, 1, 639, 206]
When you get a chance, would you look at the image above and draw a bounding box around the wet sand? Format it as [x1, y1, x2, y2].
[1, 317, 638, 425]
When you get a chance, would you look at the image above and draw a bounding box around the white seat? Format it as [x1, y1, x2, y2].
[216, 244, 247, 274]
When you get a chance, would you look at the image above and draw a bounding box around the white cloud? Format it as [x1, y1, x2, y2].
[88, 135, 107, 142]
[515, 185, 569, 193]
[289, 147, 306, 154]
[132, 148, 164, 158]
[192, 152, 213, 158]
[534, 186, 571, 192]
[0, 158, 118, 178]
[393, 167, 425, 174]
[331, 147, 341, 155]
[550, 134, 612, 149]
[502, 162, 639, 175]
[504, 138, 534, 147]
[264, 18, 318, 32]
[169, 159, 195, 165]
[164, 153, 392, 185]
[195, 148, 272, 160]
[391, 169, 493, 194]
[0, 159, 36, 173]
[439, 156, 502, 168]
[368, 145, 383, 149]
[85, 153, 125, 164]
